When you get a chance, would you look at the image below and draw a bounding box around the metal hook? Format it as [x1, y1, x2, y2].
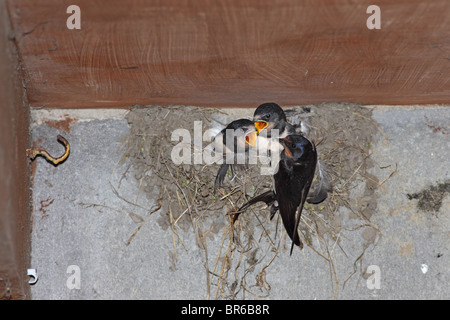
[26, 135, 70, 165]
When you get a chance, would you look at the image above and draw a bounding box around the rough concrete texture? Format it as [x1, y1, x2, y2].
[29, 105, 449, 299]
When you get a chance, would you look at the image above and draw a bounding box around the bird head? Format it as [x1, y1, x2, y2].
[222, 119, 257, 150]
[253, 102, 287, 134]
[279, 135, 313, 162]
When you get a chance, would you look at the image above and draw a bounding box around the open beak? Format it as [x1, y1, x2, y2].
[254, 121, 268, 133]
[245, 131, 257, 147]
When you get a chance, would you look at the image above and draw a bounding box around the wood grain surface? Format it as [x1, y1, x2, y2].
[1, 0, 31, 299]
[6, 0, 450, 108]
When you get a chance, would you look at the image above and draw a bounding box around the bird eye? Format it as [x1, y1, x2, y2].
[291, 143, 296, 149]
[266, 114, 271, 119]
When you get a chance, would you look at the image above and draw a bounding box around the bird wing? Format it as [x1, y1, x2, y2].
[276, 146, 317, 255]
[290, 186, 308, 255]
[275, 172, 302, 250]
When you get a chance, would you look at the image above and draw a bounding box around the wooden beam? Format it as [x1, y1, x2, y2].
[0, 0, 31, 300]
[6, 0, 450, 108]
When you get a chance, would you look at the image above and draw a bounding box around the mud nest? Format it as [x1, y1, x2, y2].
[120, 103, 382, 299]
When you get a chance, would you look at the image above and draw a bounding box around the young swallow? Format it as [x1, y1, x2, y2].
[253, 102, 298, 138]
[234, 134, 317, 255]
[213, 119, 258, 193]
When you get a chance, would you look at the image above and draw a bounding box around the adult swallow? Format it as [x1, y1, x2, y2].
[234, 134, 317, 255]
[254, 102, 330, 203]
[213, 119, 258, 193]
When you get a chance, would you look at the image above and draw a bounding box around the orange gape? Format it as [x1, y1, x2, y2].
[254, 121, 268, 133]
[245, 131, 257, 147]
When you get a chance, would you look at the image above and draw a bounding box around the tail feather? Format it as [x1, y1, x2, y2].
[214, 163, 229, 194]
[233, 190, 276, 223]
[238, 190, 276, 212]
